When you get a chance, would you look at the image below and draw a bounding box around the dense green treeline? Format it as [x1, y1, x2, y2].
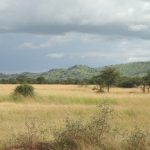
[0, 71, 150, 92]
[1, 61, 150, 87]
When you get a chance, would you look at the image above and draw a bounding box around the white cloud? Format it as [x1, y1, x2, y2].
[21, 42, 37, 49]
[21, 33, 77, 49]
[47, 53, 65, 59]
[39, 33, 75, 48]
[129, 24, 148, 31]
[80, 52, 113, 59]
[143, 2, 150, 10]
[127, 56, 150, 62]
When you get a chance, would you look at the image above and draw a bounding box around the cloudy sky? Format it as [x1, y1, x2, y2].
[0, 0, 150, 73]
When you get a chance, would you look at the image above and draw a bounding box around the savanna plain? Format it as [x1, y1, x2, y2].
[0, 84, 150, 150]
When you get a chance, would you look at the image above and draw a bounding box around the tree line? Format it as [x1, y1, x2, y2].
[0, 75, 90, 85]
[0, 67, 150, 93]
[92, 67, 150, 93]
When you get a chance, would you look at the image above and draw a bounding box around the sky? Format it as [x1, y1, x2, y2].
[0, 0, 150, 73]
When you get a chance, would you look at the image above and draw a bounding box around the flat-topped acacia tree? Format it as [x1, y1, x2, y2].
[142, 72, 150, 93]
[96, 67, 120, 93]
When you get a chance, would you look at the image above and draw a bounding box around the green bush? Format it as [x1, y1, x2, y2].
[14, 84, 34, 97]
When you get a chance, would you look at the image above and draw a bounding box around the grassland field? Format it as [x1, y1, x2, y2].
[0, 84, 150, 149]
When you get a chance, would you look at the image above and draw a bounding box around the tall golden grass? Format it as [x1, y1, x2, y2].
[0, 84, 150, 149]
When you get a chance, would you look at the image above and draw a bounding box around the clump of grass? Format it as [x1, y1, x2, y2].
[5, 120, 49, 150]
[99, 99, 118, 105]
[123, 127, 149, 150]
[3, 105, 150, 150]
[51, 105, 118, 150]
[124, 109, 137, 118]
[10, 94, 25, 102]
[13, 84, 34, 97]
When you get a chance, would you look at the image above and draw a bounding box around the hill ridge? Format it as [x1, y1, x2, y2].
[0, 61, 150, 81]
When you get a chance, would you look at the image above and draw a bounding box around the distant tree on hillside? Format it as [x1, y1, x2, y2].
[16, 75, 34, 84]
[117, 76, 142, 88]
[36, 76, 47, 84]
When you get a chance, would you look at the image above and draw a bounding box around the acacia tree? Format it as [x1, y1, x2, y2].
[142, 73, 150, 93]
[93, 75, 105, 92]
[36, 76, 47, 84]
[97, 67, 120, 93]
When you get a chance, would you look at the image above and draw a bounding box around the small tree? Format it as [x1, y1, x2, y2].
[14, 84, 34, 97]
[16, 75, 34, 84]
[92, 75, 105, 92]
[95, 67, 119, 93]
[36, 76, 47, 84]
[142, 73, 150, 93]
[117, 76, 142, 88]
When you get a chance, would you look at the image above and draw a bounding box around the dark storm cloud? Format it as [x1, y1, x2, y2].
[0, 0, 150, 72]
[1, 23, 150, 40]
[0, 0, 150, 39]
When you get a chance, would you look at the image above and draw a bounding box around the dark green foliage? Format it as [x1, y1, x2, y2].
[42, 65, 98, 84]
[141, 72, 150, 93]
[16, 75, 35, 84]
[117, 77, 142, 88]
[36, 76, 47, 84]
[95, 67, 120, 92]
[114, 61, 150, 76]
[14, 84, 34, 97]
[92, 76, 105, 92]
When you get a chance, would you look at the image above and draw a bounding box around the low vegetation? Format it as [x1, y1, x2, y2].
[13, 84, 34, 97]
[0, 84, 149, 149]
[2, 105, 150, 150]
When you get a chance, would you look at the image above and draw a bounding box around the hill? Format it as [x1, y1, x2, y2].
[41, 65, 98, 82]
[113, 61, 150, 76]
[0, 61, 150, 82]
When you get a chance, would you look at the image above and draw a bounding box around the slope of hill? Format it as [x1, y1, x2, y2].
[0, 61, 150, 81]
[41, 65, 98, 81]
[113, 61, 150, 76]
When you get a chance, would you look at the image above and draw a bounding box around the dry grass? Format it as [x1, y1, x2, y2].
[0, 84, 150, 149]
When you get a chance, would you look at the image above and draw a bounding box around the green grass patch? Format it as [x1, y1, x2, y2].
[47, 95, 118, 105]
[124, 109, 137, 118]
[0, 95, 31, 103]
[0, 95, 24, 103]
[0, 94, 118, 105]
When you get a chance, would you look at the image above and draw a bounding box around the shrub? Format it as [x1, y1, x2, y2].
[5, 105, 115, 150]
[5, 120, 49, 150]
[52, 105, 115, 150]
[14, 84, 34, 97]
[4, 106, 150, 150]
[123, 127, 149, 150]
